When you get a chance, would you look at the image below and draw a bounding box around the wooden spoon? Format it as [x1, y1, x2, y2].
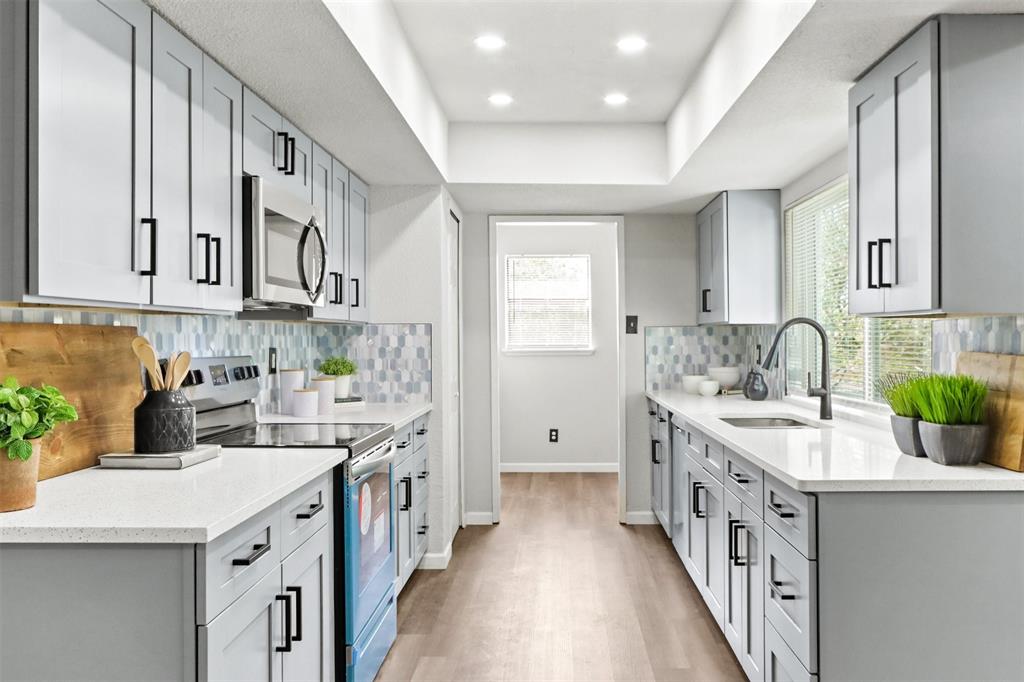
[169, 351, 192, 390]
[164, 351, 179, 390]
[131, 336, 163, 390]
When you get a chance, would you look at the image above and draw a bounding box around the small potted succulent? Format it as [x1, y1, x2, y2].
[0, 377, 78, 512]
[319, 356, 357, 399]
[910, 374, 989, 466]
[877, 373, 927, 457]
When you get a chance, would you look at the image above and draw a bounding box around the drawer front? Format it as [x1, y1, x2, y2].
[765, 526, 818, 673]
[413, 444, 429, 498]
[700, 433, 726, 482]
[765, 619, 817, 682]
[412, 414, 430, 452]
[682, 420, 704, 463]
[725, 450, 764, 516]
[199, 503, 281, 624]
[413, 500, 428, 565]
[394, 422, 415, 464]
[764, 473, 817, 559]
[280, 473, 331, 559]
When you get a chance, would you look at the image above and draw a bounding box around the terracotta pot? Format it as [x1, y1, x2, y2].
[0, 440, 42, 512]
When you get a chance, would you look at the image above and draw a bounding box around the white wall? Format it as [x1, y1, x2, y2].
[781, 148, 847, 208]
[494, 220, 620, 471]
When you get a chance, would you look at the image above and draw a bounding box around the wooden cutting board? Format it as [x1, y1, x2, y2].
[0, 323, 143, 480]
[956, 351, 1024, 471]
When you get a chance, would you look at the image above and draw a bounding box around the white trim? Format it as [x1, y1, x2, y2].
[418, 539, 453, 570]
[488, 218, 502, 524]
[615, 215, 626, 525]
[625, 511, 658, 525]
[501, 348, 596, 356]
[463, 511, 495, 525]
[500, 462, 619, 473]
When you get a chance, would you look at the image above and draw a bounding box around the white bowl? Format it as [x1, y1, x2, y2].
[682, 374, 709, 394]
[698, 380, 721, 397]
[708, 366, 741, 390]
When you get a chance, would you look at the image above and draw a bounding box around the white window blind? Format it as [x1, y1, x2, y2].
[784, 181, 932, 404]
[504, 255, 592, 351]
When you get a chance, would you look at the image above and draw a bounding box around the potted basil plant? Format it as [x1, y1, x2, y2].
[909, 374, 989, 466]
[877, 373, 927, 457]
[0, 377, 78, 512]
[319, 356, 357, 399]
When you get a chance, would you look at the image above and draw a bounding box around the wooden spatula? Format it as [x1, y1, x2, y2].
[131, 336, 163, 390]
[169, 351, 192, 390]
[164, 352, 179, 390]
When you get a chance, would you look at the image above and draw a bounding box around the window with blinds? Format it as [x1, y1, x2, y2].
[504, 254, 592, 351]
[784, 180, 931, 405]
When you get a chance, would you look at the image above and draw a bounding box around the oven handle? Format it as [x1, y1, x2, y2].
[348, 441, 396, 482]
[296, 218, 327, 304]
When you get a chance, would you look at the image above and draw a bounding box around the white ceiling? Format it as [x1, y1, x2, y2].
[391, 0, 736, 123]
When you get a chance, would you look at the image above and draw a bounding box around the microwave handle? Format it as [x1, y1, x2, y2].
[296, 220, 327, 303]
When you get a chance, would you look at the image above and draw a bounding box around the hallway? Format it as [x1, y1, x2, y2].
[377, 473, 744, 681]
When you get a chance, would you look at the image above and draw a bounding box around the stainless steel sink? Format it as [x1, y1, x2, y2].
[719, 416, 821, 429]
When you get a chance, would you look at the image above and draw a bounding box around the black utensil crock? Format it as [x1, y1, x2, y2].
[134, 390, 196, 454]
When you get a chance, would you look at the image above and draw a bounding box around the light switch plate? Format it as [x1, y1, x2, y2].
[626, 315, 638, 334]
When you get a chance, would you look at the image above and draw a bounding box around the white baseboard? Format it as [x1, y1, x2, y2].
[625, 510, 657, 525]
[419, 538, 453, 570]
[463, 511, 495, 525]
[500, 462, 619, 473]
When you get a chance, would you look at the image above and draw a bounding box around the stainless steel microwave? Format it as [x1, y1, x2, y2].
[243, 176, 327, 309]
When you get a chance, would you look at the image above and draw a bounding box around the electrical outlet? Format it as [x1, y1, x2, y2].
[268, 347, 278, 375]
[626, 315, 638, 334]
[549, 428, 559, 443]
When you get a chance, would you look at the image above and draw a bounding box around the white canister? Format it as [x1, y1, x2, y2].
[292, 389, 319, 418]
[279, 369, 305, 415]
[311, 376, 336, 415]
[335, 374, 353, 399]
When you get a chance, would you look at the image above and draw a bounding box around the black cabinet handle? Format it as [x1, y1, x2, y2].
[196, 233, 211, 284]
[210, 236, 222, 286]
[691, 482, 706, 518]
[769, 580, 796, 601]
[285, 585, 302, 642]
[417, 525, 428, 536]
[296, 502, 323, 520]
[650, 439, 660, 464]
[140, 218, 158, 276]
[351, 277, 361, 307]
[417, 470, 429, 479]
[648, 410, 656, 416]
[397, 441, 410, 449]
[701, 288, 711, 313]
[232, 542, 271, 566]
[416, 428, 428, 436]
[767, 500, 795, 519]
[276, 132, 289, 171]
[285, 136, 296, 176]
[400, 476, 412, 511]
[866, 240, 878, 289]
[330, 272, 342, 304]
[339, 271, 344, 304]
[728, 470, 751, 485]
[275, 593, 293, 652]
[658, 417, 667, 423]
[877, 237, 892, 288]
[729, 520, 748, 567]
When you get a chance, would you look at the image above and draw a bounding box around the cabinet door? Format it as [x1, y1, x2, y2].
[650, 436, 662, 520]
[659, 426, 673, 538]
[310, 147, 350, 321]
[682, 457, 707, 585]
[331, 159, 351, 320]
[242, 87, 284, 182]
[703, 478, 726, 626]
[885, 20, 939, 313]
[281, 525, 332, 682]
[34, 0, 151, 305]
[199, 55, 243, 312]
[697, 208, 714, 323]
[723, 491, 744, 657]
[395, 460, 415, 590]
[670, 434, 688, 563]
[282, 120, 313, 201]
[199, 566, 283, 682]
[151, 14, 203, 309]
[848, 65, 892, 314]
[697, 193, 727, 323]
[348, 173, 370, 322]
[739, 506, 766, 681]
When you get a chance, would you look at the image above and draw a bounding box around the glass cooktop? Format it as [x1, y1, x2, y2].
[201, 422, 393, 451]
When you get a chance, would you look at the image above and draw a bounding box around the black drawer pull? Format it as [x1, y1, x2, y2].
[400, 476, 412, 511]
[276, 132, 289, 171]
[728, 470, 751, 485]
[767, 500, 795, 519]
[275, 593, 293, 652]
[691, 482, 706, 518]
[650, 439, 660, 464]
[417, 470, 429, 479]
[657, 417, 667, 423]
[648, 410, 656, 416]
[397, 441, 411, 449]
[416, 428, 428, 436]
[210, 236, 222, 286]
[877, 237, 892, 288]
[140, 217, 158, 276]
[769, 580, 796, 601]
[285, 585, 302, 642]
[232, 542, 271, 566]
[296, 502, 324, 520]
[196, 233, 211, 284]
[417, 525, 428, 536]
[866, 240, 879, 289]
[701, 288, 711, 313]
[285, 135, 296, 176]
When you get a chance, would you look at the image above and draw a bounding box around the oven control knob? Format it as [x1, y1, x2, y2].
[191, 369, 204, 386]
[251, 365, 261, 377]
[233, 367, 246, 381]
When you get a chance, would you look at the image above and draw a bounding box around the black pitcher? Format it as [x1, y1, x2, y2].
[134, 390, 196, 453]
[743, 370, 769, 401]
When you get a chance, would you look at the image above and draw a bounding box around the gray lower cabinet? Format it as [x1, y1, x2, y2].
[396, 413, 431, 592]
[682, 454, 726, 626]
[765, 621, 815, 682]
[725, 491, 766, 681]
[281, 524, 332, 681]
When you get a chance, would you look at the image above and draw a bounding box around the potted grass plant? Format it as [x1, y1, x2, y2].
[319, 356, 357, 399]
[877, 373, 927, 457]
[0, 377, 78, 512]
[909, 374, 989, 466]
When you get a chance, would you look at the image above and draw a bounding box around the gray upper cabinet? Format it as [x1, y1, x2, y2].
[311, 152, 351, 322]
[282, 121, 313, 200]
[31, 0, 152, 306]
[348, 173, 370, 322]
[242, 87, 285, 184]
[696, 190, 780, 325]
[849, 15, 1024, 316]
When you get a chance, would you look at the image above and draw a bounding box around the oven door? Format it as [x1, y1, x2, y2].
[343, 440, 396, 643]
[247, 176, 327, 307]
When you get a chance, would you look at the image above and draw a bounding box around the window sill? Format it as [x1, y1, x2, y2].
[502, 348, 596, 357]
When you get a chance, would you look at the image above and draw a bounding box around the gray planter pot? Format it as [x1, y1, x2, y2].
[890, 415, 926, 457]
[918, 422, 989, 466]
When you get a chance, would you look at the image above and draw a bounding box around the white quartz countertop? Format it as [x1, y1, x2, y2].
[260, 402, 431, 428]
[647, 391, 1024, 492]
[0, 447, 345, 544]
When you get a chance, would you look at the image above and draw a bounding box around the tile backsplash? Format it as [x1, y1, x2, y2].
[0, 308, 431, 411]
[932, 315, 1024, 373]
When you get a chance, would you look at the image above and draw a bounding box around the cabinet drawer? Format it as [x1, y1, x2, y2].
[725, 450, 763, 515]
[412, 414, 430, 452]
[678, 418, 703, 462]
[198, 503, 281, 624]
[700, 433, 726, 482]
[280, 473, 331, 559]
[765, 526, 817, 673]
[394, 422, 415, 464]
[763, 473, 817, 559]
[413, 445, 430, 498]
[765, 619, 817, 682]
[413, 501, 428, 565]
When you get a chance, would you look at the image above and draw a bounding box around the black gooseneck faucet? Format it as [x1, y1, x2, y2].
[762, 317, 833, 420]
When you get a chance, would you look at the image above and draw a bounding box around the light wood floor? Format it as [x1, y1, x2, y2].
[376, 473, 744, 682]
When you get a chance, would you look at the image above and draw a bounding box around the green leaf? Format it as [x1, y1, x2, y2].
[20, 410, 38, 429]
[2, 376, 19, 390]
[8, 439, 33, 461]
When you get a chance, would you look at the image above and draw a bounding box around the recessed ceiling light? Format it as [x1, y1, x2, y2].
[616, 35, 648, 54]
[488, 92, 513, 107]
[474, 34, 506, 51]
[604, 92, 629, 106]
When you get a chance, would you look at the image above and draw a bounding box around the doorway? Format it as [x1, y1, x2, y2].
[489, 217, 626, 523]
